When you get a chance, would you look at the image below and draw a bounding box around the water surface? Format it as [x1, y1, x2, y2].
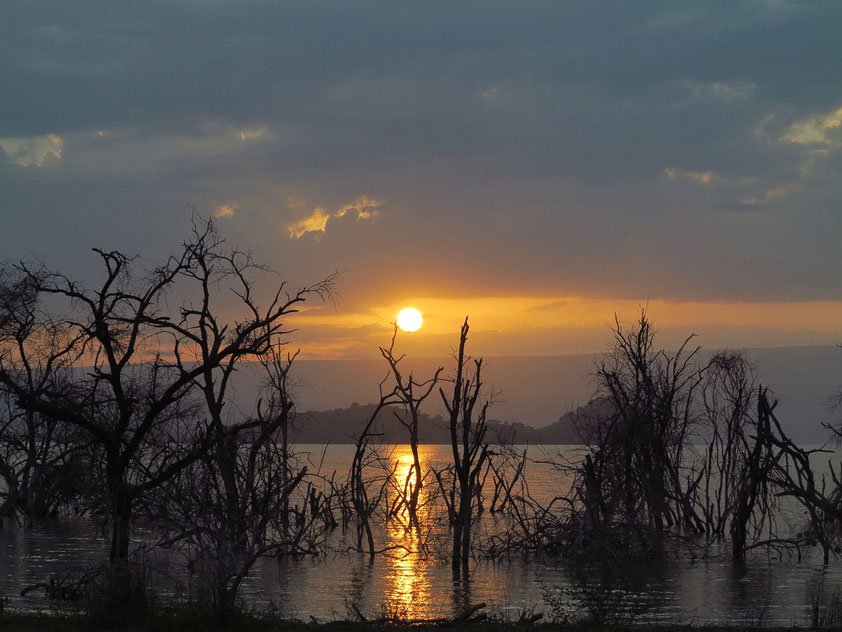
[2, 443, 840, 626]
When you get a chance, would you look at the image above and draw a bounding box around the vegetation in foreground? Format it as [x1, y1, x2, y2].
[0, 607, 822, 632]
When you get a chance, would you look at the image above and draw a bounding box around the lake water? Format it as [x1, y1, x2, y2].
[2, 444, 841, 626]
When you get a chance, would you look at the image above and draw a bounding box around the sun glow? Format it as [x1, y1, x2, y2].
[396, 307, 423, 332]
[287, 295, 842, 360]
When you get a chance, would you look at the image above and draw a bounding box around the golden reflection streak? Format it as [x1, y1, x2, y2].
[382, 444, 433, 618]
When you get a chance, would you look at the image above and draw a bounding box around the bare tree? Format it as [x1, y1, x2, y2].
[347, 378, 402, 559]
[753, 388, 842, 563]
[378, 326, 442, 528]
[436, 318, 491, 575]
[0, 218, 335, 574]
[154, 348, 322, 619]
[559, 311, 709, 560]
[696, 351, 758, 540]
[690, 352, 786, 560]
[0, 266, 88, 522]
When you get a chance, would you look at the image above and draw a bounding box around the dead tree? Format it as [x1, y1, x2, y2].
[587, 311, 705, 544]
[697, 351, 759, 540]
[727, 386, 784, 561]
[259, 346, 300, 549]
[155, 348, 319, 619]
[378, 326, 442, 528]
[437, 318, 491, 575]
[756, 388, 842, 564]
[348, 379, 402, 559]
[0, 217, 335, 573]
[0, 266, 88, 522]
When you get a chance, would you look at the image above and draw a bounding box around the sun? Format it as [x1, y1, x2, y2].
[396, 307, 423, 332]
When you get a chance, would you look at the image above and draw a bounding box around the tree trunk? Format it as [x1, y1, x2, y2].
[452, 520, 464, 574]
[109, 483, 133, 564]
[107, 448, 133, 565]
[408, 428, 422, 528]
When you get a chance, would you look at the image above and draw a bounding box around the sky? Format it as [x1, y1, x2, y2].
[2, 1, 842, 360]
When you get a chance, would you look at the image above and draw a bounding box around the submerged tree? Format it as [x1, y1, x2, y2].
[155, 347, 322, 619]
[0, 267, 88, 522]
[574, 311, 705, 555]
[696, 351, 759, 541]
[437, 318, 491, 575]
[754, 388, 842, 564]
[0, 218, 335, 574]
[378, 327, 442, 528]
[348, 376, 403, 559]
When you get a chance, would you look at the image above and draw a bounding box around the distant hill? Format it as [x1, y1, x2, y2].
[281, 354, 598, 430]
[228, 345, 842, 444]
[534, 399, 612, 444]
[285, 399, 601, 445]
[286, 402, 579, 445]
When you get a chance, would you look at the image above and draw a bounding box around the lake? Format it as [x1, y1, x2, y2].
[2, 443, 841, 626]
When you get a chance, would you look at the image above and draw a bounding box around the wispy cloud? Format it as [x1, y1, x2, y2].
[238, 126, 269, 142]
[286, 195, 306, 209]
[526, 299, 570, 312]
[214, 202, 241, 218]
[686, 80, 756, 102]
[287, 196, 382, 239]
[664, 165, 783, 209]
[334, 195, 381, 220]
[738, 183, 793, 208]
[0, 134, 63, 167]
[738, 102, 842, 207]
[288, 207, 330, 239]
[780, 105, 842, 146]
[664, 168, 715, 184]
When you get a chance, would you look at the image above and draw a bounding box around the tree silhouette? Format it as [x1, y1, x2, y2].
[0, 218, 335, 572]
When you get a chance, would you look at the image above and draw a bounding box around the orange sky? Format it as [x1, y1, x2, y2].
[287, 295, 842, 359]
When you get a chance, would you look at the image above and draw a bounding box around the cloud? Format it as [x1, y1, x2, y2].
[214, 202, 240, 218]
[686, 80, 756, 102]
[665, 167, 775, 207]
[334, 195, 382, 220]
[526, 300, 570, 312]
[238, 126, 269, 142]
[0, 134, 62, 167]
[740, 101, 842, 207]
[664, 167, 715, 184]
[286, 195, 306, 209]
[780, 105, 842, 145]
[288, 196, 381, 239]
[288, 207, 330, 239]
[3, 2, 842, 306]
[738, 183, 793, 207]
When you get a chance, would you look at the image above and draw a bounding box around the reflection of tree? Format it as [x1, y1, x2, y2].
[451, 564, 473, 619]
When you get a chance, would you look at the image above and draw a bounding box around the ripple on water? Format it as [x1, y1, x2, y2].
[3, 444, 842, 626]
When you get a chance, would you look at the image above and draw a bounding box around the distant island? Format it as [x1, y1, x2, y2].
[287, 400, 597, 444]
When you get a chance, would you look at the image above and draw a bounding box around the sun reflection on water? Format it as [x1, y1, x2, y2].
[382, 444, 433, 618]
